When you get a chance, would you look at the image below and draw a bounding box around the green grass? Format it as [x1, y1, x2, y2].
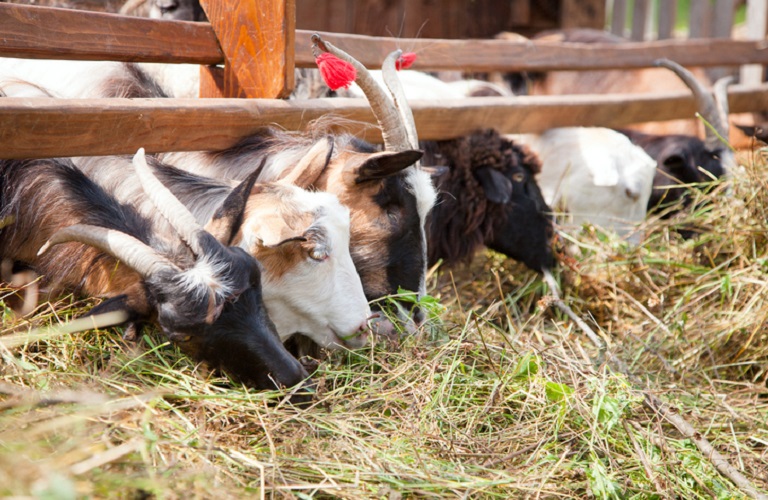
[2, 149, 768, 498]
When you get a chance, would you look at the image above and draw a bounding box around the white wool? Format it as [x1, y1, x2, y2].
[512, 127, 657, 242]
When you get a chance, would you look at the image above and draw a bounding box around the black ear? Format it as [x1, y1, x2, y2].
[354, 150, 424, 184]
[421, 165, 449, 178]
[662, 155, 687, 175]
[474, 167, 513, 204]
[205, 160, 264, 245]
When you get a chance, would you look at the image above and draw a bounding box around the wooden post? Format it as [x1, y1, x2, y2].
[198, 0, 295, 98]
[689, 1, 713, 38]
[741, 0, 768, 85]
[630, 0, 650, 41]
[610, 0, 628, 37]
[657, 0, 677, 39]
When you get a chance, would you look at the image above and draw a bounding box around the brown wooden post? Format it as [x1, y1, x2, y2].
[198, 0, 295, 98]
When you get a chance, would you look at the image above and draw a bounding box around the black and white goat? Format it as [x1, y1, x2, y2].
[74, 153, 372, 350]
[0, 149, 310, 399]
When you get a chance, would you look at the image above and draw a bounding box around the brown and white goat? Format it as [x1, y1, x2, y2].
[74, 153, 372, 350]
[0, 149, 311, 400]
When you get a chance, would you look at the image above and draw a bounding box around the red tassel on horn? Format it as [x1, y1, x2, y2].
[315, 52, 357, 90]
[396, 52, 417, 70]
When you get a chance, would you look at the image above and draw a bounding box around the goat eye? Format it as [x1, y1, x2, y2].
[309, 248, 329, 262]
[512, 173, 525, 182]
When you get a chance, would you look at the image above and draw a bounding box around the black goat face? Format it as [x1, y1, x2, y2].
[643, 137, 725, 212]
[149, 234, 310, 398]
[477, 164, 555, 272]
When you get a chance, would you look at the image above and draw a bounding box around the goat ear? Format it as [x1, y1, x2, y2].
[352, 149, 424, 184]
[421, 165, 449, 178]
[279, 136, 334, 188]
[205, 166, 263, 245]
[474, 167, 512, 204]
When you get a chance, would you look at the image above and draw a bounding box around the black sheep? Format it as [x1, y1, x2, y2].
[423, 129, 554, 273]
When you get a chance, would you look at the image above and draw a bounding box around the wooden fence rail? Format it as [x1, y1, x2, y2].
[2, 84, 768, 159]
[3, 4, 768, 73]
[1, 1, 768, 159]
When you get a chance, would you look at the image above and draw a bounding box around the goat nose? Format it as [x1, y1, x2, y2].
[624, 187, 640, 201]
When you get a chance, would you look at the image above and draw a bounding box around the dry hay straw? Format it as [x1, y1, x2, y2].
[1, 149, 768, 498]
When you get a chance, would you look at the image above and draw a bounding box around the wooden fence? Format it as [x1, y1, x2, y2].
[1, 0, 768, 159]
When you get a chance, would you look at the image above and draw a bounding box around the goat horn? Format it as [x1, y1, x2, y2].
[311, 34, 411, 152]
[655, 59, 728, 151]
[132, 148, 208, 257]
[38, 224, 179, 279]
[381, 50, 421, 162]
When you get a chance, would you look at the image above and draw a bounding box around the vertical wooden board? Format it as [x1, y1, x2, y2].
[610, 0, 628, 36]
[741, 0, 768, 85]
[657, 0, 677, 39]
[561, 0, 607, 30]
[630, 0, 650, 40]
[199, 0, 295, 98]
[689, 0, 712, 38]
[509, 0, 532, 27]
[712, 0, 735, 38]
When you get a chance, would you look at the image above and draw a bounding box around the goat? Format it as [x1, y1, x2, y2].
[74, 153, 372, 350]
[0, 149, 311, 399]
[511, 127, 657, 242]
[620, 59, 733, 215]
[421, 129, 554, 272]
[119, 0, 207, 21]
[0, 39, 436, 334]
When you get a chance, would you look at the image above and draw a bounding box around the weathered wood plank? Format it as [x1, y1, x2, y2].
[630, 0, 650, 41]
[2, 86, 767, 158]
[712, 0, 735, 39]
[292, 31, 768, 71]
[199, 0, 295, 98]
[2, 4, 768, 72]
[741, 0, 767, 85]
[610, 0, 627, 37]
[657, 0, 677, 40]
[0, 3, 223, 63]
[689, 1, 713, 39]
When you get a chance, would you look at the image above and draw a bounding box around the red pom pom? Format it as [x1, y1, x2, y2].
[315, 52, 357, 90]
[396, 52, 417, 70]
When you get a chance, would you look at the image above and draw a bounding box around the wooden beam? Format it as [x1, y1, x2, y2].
[292, 32, 768, 71]
[2, 4, 768, 72]
[2, 86, 767, 158]
[0, 1, 766, 77]
[610, 0, 628, 37]
[0, 3, 222, 64]
[198, 0, 295, 98]
[689, 1, 713, 39]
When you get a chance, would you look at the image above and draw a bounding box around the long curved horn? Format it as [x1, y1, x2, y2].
[311, 34, 411, 152]
[38, 224, 179, 278]
[131, 148, 208, 257]
[381, 50, 421, 160]
[655, 59, 728, 151]
[713, 75, 734, 138]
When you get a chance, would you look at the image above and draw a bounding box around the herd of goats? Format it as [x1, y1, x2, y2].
[0, 1, 743, 402]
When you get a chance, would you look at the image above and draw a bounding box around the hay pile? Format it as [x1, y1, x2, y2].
[2, 150, 767, 498]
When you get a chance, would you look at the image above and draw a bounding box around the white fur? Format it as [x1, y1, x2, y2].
[511, 128, 657, 242]
[243, 188, 372, 349]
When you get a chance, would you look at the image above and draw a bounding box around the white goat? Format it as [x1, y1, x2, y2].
[510, 128, 657, 242]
